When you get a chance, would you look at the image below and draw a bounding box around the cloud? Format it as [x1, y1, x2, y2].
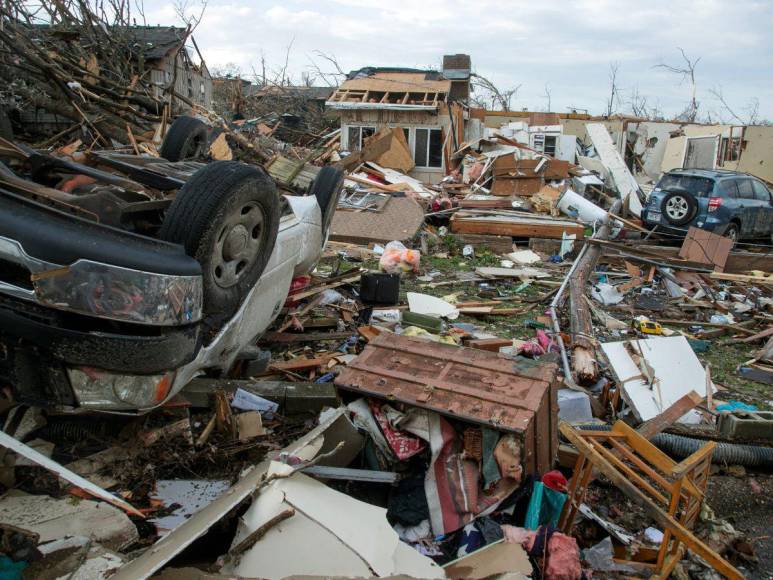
[143, 0, 773, 120]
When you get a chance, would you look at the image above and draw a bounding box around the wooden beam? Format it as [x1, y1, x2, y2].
[637, 391, 704, 440]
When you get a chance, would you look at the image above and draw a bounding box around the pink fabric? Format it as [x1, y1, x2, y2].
[503, 525, 581, 580]
[369, 401, 426, 460]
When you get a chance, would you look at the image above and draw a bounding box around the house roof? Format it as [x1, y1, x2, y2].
[247, 85, 335, 100]
[328, 68, 451, 110]
[31, 24, 188, 61]
[340, 70, 451, 94]
[122, 26, 188, 60]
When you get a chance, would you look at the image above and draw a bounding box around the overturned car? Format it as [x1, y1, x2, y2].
[0, 119, 343, 412]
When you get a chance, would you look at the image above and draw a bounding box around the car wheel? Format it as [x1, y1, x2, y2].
[160, 116, 209, 162]
[309, 166, 344, 237]
[159, 161, 280, 326]
[660, 191, 697, 226]
[724, 222, 740, 244]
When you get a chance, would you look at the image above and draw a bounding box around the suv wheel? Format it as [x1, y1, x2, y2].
[724, 222, 739, 244]
[661, 191, 697, 226]
[159, 161, 280, 327]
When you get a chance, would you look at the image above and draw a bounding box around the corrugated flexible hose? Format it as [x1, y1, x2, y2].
[571, 424, 773, 468]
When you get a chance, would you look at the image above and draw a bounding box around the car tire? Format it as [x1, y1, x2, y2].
[661, 191, 697, 226]
[159, 161, 280, 326]
[309, 166, 344, 236]
[723, 222, 740, 244]
[160, 116, 209, 161]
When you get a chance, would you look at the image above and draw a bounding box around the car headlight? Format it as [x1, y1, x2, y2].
[68, 367, 175, 411]
[33, 260, 202, 326]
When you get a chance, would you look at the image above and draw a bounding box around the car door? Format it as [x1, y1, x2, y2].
[751, 179, 773, 237]
[734, 178, 757, 237]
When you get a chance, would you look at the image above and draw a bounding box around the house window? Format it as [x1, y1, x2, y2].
[543, 135, 557, 157]
[719, 136, 742, 162]
[414, 128, 443, 168]
[346, 126, 375, 151]
[533, 133, 557, 157]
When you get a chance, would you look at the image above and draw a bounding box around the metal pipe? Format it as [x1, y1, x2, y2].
[549, 243, 589, 386]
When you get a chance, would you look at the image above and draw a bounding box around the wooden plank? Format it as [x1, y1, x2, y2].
[725, 325, 773, 344]
[268, 355, 336, 373]
[466, 338, 513, 352]
[559, 423, 743, 580]
[637, 391, 704, 440]
[261, 331, 354, 344]
[658, 319, 757, 335]
[451, 214, 585, 239]
[710, 272, 773, 285]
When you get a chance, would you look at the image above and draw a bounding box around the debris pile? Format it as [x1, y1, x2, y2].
[0, 29, 771, 580]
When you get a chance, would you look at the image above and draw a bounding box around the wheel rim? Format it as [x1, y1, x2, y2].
[665, 196, 689, 220]
[211, 202, 265, 288]
[726, 226, 738, 242]
[183, 134, 205, 160]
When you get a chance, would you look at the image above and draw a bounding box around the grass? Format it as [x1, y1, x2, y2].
[328, 242, 772, 410]
[699, 343, 772, 409]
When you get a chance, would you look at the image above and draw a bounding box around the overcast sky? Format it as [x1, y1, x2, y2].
[144, 0, 772, 122]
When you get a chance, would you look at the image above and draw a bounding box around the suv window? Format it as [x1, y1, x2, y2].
[718, 179, 738, 199]
[752, 180, 771, 202]
[656, 174, 714, 197]
[736, 178, 755, 200]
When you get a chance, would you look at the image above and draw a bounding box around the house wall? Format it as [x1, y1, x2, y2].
[660, 124, 773, 184]
[150, 54, 212, 112]
[337, 109, 451, 183]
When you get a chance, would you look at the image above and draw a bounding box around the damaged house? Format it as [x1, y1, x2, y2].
[14, 25, 211, 135]
[483, 111, 773, 188]
[326, 54, 470, 184]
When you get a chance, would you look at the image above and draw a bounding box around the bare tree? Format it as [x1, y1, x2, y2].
[605, 61, 620, 117]
[543, 83, 552, 112]
[709, 86, 761, 125]
[173, 0, 208, 32]
[654, 48, 700, 122]
[470, 73, 521, 111]
[307, 51, 347, 87]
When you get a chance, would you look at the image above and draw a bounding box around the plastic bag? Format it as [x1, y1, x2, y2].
[524, 480, 566, 530]
[379, 241, 420, 274]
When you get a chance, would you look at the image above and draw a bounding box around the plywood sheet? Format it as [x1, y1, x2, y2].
[330, 196, 424, 244]
[586, 123, 643, 217]
[678, 226, 732, 272]
[600, 336, 716, 422]
[375, 128, 415, 173]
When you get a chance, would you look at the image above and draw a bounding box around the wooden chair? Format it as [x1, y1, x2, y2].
[558, 421, 742, 579]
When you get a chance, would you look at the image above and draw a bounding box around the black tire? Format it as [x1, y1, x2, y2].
[160, 116, 209, 161]
[159, 161, 280, 325]
[723, 222, 740, 244]
[661, 190, 697, 226]
[309, 166, 344, 236]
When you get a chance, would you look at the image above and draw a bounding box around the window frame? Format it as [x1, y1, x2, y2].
[345, 125, 376, 152]
[413, 126, 444, 169]
[717, 179, 739, 199]
[736, 178, 755, 200]
[543, 135, 558, 157]
[751, 179, 772, 202]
